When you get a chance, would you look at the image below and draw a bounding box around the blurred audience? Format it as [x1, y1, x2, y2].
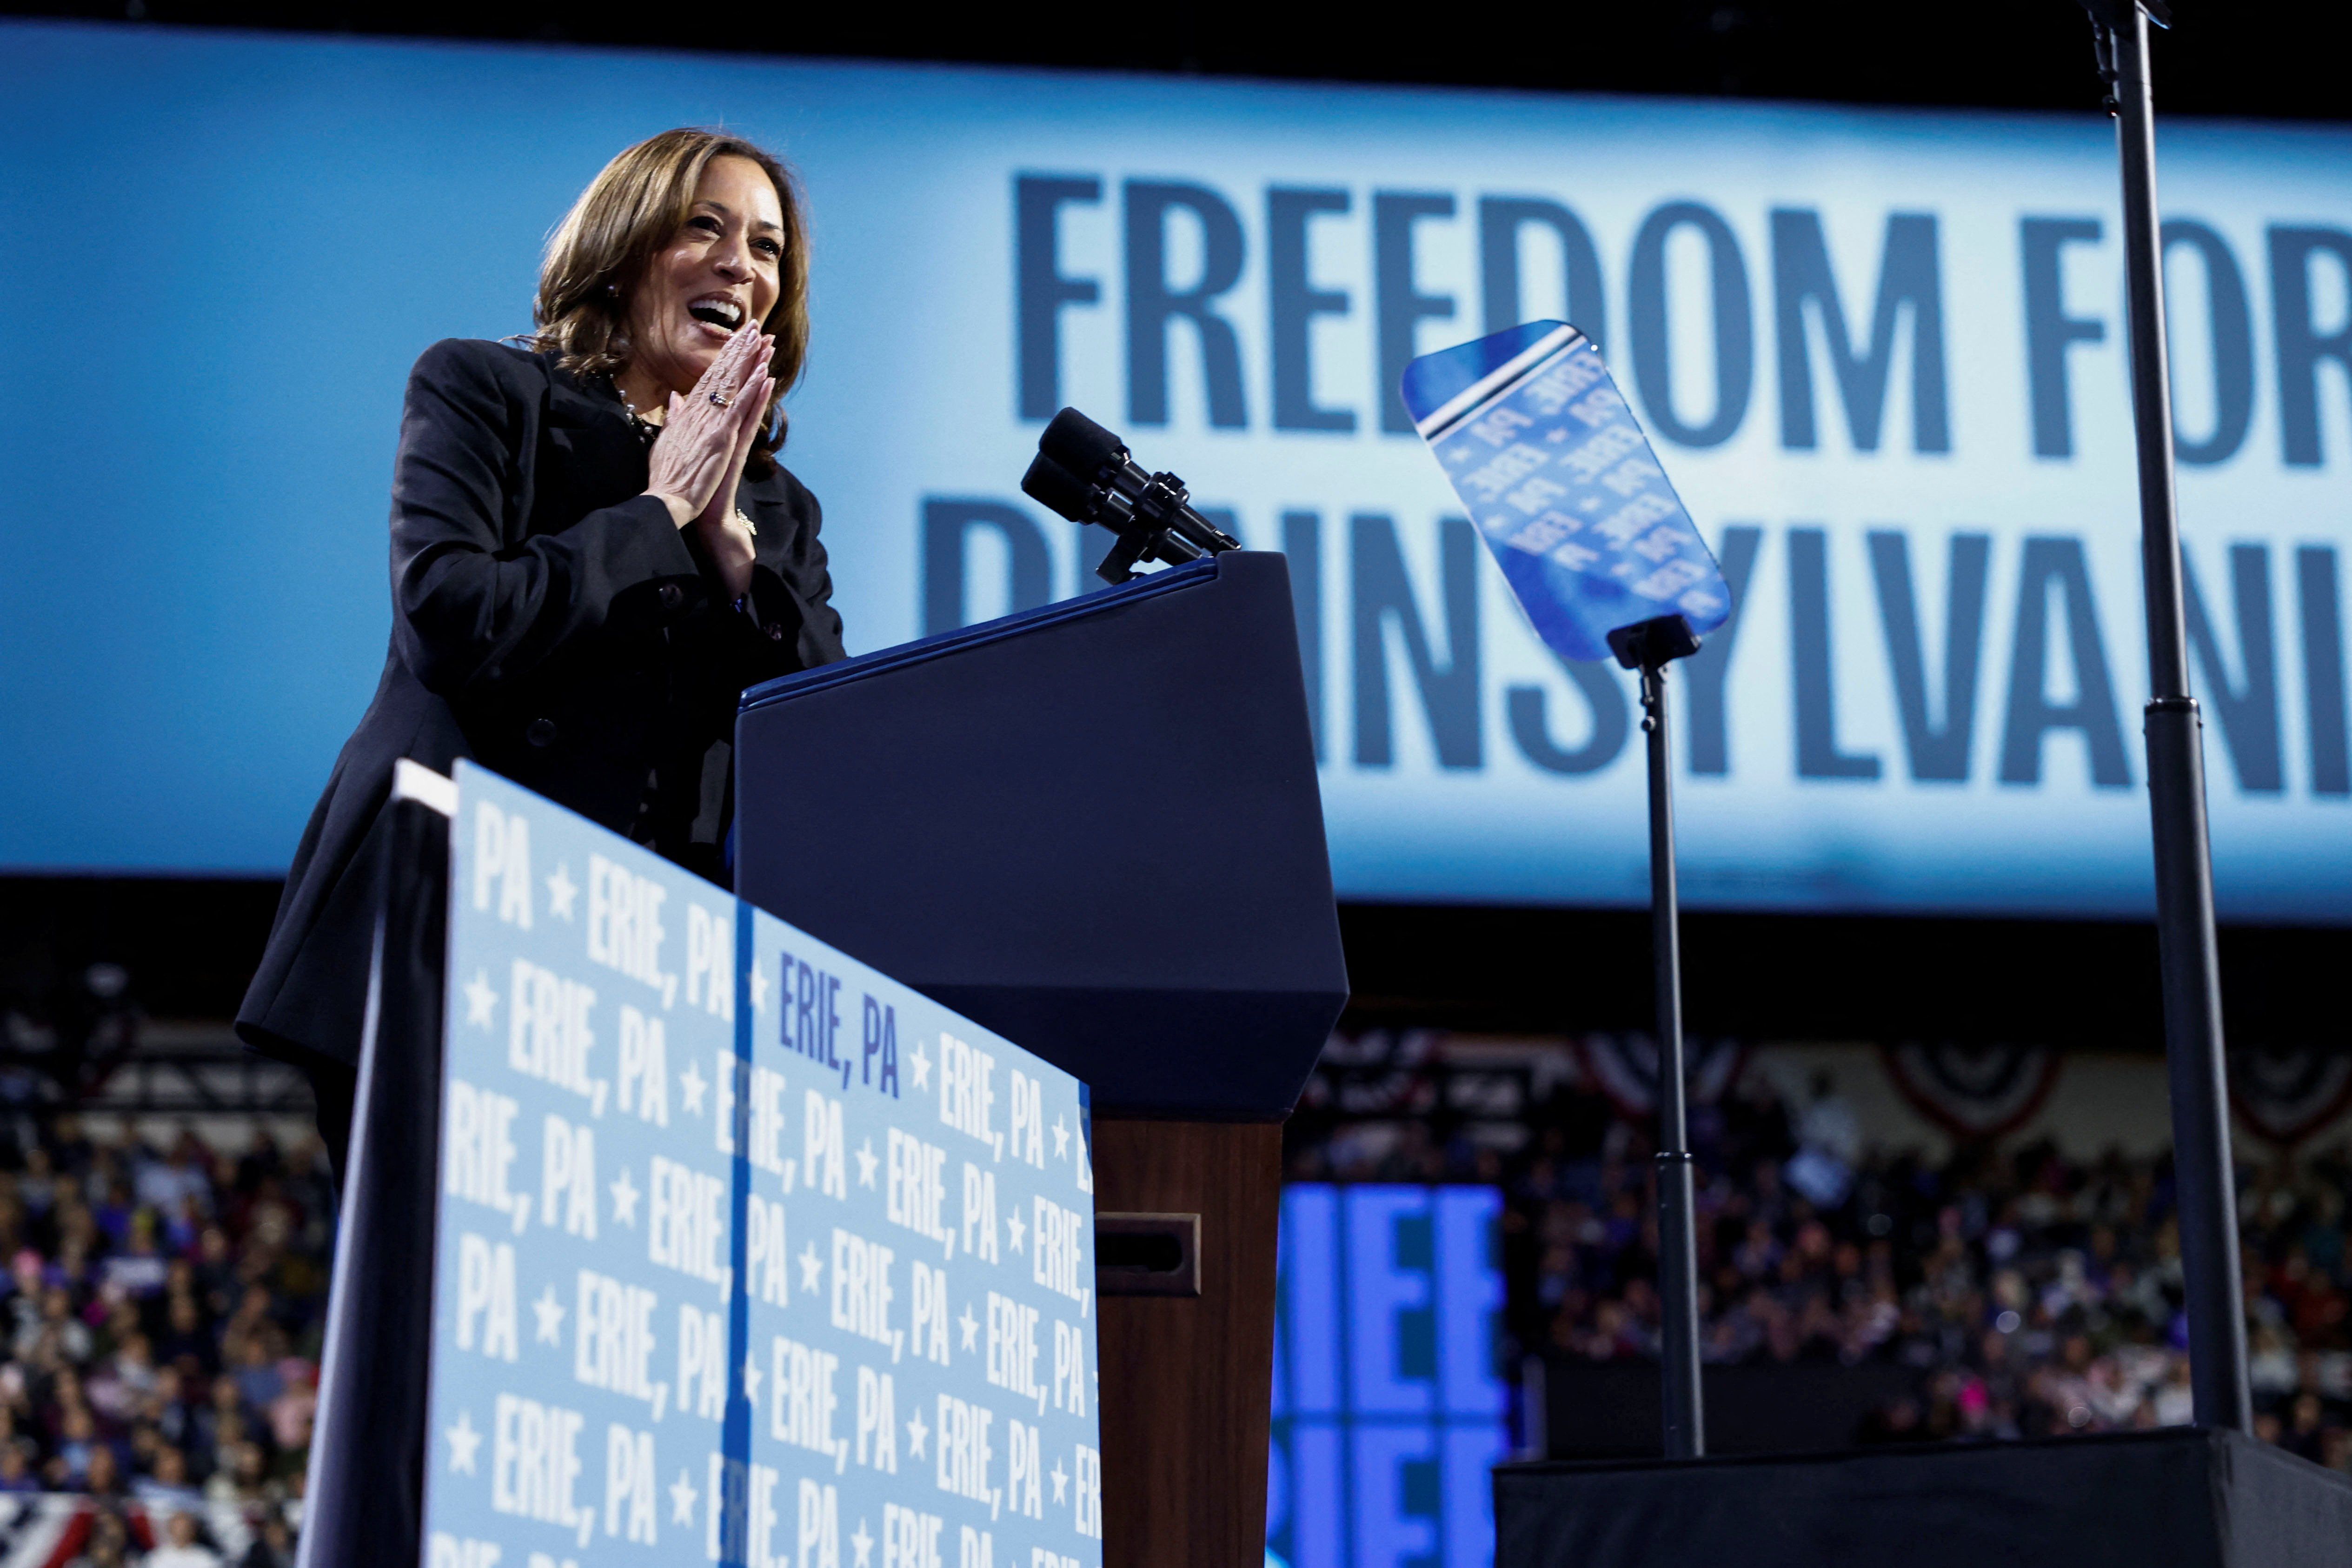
[0, 1115, 328, 1560]
[2, 1046, 2342, 1566]
[1285, 1050, 2352, 1470]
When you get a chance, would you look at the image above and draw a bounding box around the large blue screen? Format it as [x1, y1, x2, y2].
[2, 23, 2348, 919]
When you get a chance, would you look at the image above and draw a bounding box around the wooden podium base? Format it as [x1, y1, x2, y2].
[1093, 1118, 1283, 1568]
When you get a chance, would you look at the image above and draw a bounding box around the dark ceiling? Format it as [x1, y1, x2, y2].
[2, 0, 2345, 123]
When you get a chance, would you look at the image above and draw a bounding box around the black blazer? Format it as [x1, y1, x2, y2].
[237, 338, 845, 1074]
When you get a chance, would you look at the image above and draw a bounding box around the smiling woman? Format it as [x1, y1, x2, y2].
[235, 128, 846, 1172]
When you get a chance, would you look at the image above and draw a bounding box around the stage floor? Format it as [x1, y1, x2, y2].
[1497, 1427, 2352, 1568]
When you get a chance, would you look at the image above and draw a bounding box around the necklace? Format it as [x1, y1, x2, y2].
[610, 376, 659, 443]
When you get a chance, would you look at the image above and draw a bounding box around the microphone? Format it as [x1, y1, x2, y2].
[1020, 407, 1241, 585]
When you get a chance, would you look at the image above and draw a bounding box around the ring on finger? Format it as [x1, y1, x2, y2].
[709, 392, 732, 407]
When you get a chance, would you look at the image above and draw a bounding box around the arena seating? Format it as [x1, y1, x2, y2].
[1284, 1041, 2352, 1468]
[0, 1117, 324, 1566]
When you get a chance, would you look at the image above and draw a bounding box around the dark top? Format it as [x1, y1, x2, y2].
[236, 337, 845, 1073]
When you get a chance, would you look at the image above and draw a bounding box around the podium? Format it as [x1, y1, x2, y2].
[736, 550, 1347, 1568]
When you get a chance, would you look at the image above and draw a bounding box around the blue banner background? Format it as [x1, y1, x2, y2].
[2, 22, 2349, 919]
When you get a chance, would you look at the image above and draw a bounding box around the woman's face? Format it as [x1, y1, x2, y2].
[623, 154, 784, 399]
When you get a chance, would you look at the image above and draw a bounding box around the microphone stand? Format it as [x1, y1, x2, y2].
[2080, 0, 2252, 1431]
[1608, 613, 1705, 1459]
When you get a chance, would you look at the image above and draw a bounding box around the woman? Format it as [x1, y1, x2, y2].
[236, 129, 844, 1169]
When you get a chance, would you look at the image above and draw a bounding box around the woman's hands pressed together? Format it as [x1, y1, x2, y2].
[644, 321, 775, 599]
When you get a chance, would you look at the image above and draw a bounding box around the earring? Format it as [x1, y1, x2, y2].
[605, 283, 619, 299]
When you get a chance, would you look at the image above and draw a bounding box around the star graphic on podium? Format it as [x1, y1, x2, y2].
[749, 957, 769, 1014]
[798, 1242, 825, 1295]
[1050, 1457, 1069, 1504]
[958, 1302, 979, 1352]
[609, 1166, 641, 1227]
[670, 1468, 698, 1525]
[855, 1138, 878, 1189]
[905, 1409, 930, 1461]
[680, 1060, 709, 1116]
[1052, 1115, 1070, 1159]
[545, 864, 578, 921]
[850, 1519, 874, 1568]
[464, 970, 497, 1030]
[743, 1351, 763, 1402]
[1008, 1210, 1027, 1255]
[910, 1043, 932, 1091]
[532, 1284, 565, 1345]
[445, 1411, 482, 1474]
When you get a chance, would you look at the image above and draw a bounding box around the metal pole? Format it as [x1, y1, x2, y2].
[2100, 1, 2252, 1432]
[1640, 658, 1704, 1458]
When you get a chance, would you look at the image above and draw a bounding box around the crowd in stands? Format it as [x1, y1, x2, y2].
[1283, 1048, 2352, 1471]
[0, 1115, 329, 1565]
[0, 1039, 2343, 1564]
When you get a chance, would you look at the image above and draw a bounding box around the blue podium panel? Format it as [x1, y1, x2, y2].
[424, 761, 1102, 1568]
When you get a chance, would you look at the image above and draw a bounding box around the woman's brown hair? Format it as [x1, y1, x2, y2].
[532, 128, 809, 469]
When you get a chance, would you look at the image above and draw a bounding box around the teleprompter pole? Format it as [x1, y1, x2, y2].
[1611, 614, 1704, 1459]
[2083, 0, 2252, 1431]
